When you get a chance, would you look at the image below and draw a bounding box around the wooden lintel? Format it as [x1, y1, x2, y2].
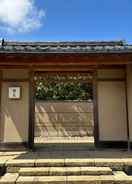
[0, 53, 132, 66]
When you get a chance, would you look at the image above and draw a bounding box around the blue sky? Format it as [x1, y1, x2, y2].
[0, 0, 132, 43]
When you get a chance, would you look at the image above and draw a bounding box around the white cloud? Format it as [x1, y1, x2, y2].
[0, 0, 45, 33]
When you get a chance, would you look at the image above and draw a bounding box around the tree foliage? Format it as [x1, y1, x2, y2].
[36, 80, 93, 101]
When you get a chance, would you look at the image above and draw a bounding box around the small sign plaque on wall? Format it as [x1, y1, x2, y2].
[8, 87, 21, 99]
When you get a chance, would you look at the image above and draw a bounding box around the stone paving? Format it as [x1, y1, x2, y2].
[34, 136, 94, 144]
[0, 147, 132, 183]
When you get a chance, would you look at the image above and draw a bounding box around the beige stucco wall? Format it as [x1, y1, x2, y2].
[35, 101, 93, 138]
[3, 69, 29, 79]
[126, 65, 132, 141]
[97, 69, 127, 141]
[0, 69, 29, 143]
[97, 69, 125, 79]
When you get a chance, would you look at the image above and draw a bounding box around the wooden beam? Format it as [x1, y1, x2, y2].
[0, 79, 29, 82]
[0, 53, 132, 66]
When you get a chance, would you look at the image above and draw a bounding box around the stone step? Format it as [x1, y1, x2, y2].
[6, 158, 132, 172]
[0, 173, 19, 184]
[15, 174, 132, 184]
[1, 171, 132, 184]
[19, 166, 112, 176]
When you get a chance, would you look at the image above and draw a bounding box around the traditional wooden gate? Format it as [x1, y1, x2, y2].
[34, 72, 95, 143]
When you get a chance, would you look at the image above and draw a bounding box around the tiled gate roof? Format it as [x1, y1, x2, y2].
[0, 39, 132, 53]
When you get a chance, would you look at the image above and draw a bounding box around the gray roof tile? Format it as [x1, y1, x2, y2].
[0, 40, 132, 54]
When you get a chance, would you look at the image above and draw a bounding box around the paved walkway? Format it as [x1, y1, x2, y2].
[0, 146, 132, 160]
[1, 147, 132, 183]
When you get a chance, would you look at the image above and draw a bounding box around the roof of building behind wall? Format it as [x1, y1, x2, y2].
[0, 39, 132, 54]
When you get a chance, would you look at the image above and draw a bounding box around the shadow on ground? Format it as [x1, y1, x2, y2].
[4, 142, 131, 160]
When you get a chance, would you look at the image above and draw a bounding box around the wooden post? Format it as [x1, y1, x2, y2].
[93, 69, 99, 147]
[125, 65, 131, 151]
[28, 70, 35, 149]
